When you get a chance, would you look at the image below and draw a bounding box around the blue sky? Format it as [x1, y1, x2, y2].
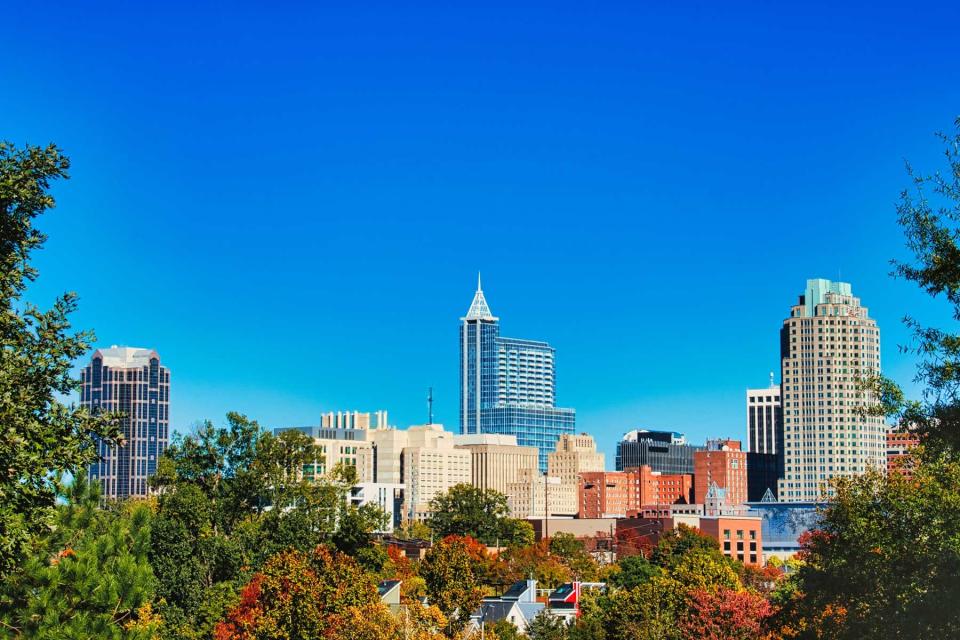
[4, 2, 959, 463]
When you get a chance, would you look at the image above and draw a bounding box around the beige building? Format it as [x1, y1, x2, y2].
[778, 279, 885, 502]
[548, 433, 605, 484]
[321, 410, 389, 430]
[454, 434, 539, 496]
[301, 439, 374, 483]
[367, 424, 472, 521]
[507, 468, 578, 518]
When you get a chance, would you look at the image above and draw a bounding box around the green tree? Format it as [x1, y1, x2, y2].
[608, 554, 661, 589]
[427, 484, 530, 546]
[0, 141, 120, 579]
[419, 536, 483, 636]
[526, 610, 569, 640]
[779, 118, 960, 639]
[649, 524, 721, 569]
[0, 477, 158, 639]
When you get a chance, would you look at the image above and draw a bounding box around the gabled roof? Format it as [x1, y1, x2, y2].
[378, 580, 402, 599]
[464, 273, 497, 321]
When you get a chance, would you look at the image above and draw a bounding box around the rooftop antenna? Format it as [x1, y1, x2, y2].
[770, 371, 775, 387]
[427, 387, 434, 425]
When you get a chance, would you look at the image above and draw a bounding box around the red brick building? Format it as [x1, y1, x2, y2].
[693, 439, 747, 506]
[698, 516, 763, 566]
[887, 429, 920, 476]
[579, 466, 693, 518]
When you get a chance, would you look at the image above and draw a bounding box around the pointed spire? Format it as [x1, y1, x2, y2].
[464, 273, 497, 320]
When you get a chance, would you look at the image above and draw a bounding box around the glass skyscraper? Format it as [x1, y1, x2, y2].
[460, 276, 575, 471]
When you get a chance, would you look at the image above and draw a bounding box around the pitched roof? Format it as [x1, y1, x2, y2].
[464, 273, 497, 321]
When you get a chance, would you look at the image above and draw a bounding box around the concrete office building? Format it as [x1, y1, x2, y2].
[507, 468, 578, 518]
[82, 347, 170, 500]
[547, 433, 605, 484]
[367, 424, 472, 521]
[454, 434, 539, 496]
[778, 279, 885, 501]
[615, 429, 704, 474]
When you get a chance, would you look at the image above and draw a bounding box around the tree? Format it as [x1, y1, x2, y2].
[649, 524, 722, 569]
[0, 141, 120, 579]
[608, 554, 661, 589]
[0, 476, 158, 639]
[885, 116, 960, 454]
[214, 545, 377, 640]
[526, 610, 569, 640]
[679, 587, 774, 640]
[427, 484, 530, 546]
[419, 536, 483, 636]
[779, 118, 960, 639]
[780, 463, 960, 638]
[549, 533, 599, 581]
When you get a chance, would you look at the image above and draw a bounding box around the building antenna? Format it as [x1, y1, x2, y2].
[770, 371, 775, 387]
[427, 387, 434, 425]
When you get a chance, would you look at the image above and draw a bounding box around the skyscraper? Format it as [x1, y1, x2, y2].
[746, 375, 783, 455]
[778, 279, 885, 502]
[81, 346, 170, 499]
[460, 276, 576, 471]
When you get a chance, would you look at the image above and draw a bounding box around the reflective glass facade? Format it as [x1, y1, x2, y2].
[460, 280, 575, 471]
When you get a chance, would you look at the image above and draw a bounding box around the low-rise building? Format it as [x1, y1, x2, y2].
[579, 466, 693, 518]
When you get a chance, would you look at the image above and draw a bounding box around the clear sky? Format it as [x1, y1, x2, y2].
[4, 2, 959, 463]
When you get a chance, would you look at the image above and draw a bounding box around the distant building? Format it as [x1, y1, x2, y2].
[275, 411, 390, 483]
[507, 469, 577, 518]
[887, 428, 920, 476]
[694, 439, 747, 507]
[779, 279, 885, 501]
[579, 466, 693, 518]
[548, 433, 605, 484]
[460, 276, 576, 471]
[746, 452, 781, 502]
[82, 346, 170, 500]
[746, 500, 820, 562]
[618, 514, 764, 566]
[746, 377, 783, 455]
[368, 424, 472, 521]
[351, 483, 404, 533]
[616, 429, 704, 474]
[454, 434, 539, 496]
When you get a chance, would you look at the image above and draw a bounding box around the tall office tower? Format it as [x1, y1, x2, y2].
[746, 376, 783, 455]
[460, 276, 576, 471]
[778, 279, 885, 502]
[615, 429, 704, 474]
[81, 347, 170, 499]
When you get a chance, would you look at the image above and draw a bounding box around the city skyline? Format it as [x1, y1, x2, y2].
[5, 3, 957, 465]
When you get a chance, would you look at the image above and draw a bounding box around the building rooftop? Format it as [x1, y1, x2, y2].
[463, 273, 498, 321]
[93, 346, 159, 367]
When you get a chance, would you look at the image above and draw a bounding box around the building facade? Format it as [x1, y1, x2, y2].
[547, 433, 605, 484]
[615, 429, 704, 474]
[460, 277, 576, 471]
[747, 378, 784, 455]
[367, 424, 472, 521]
[82, 346, 170, 500]
[507, 468, 578, 518]
[579, 466, 693, 519]
[887, 428, 920, 476]
[694, 439, 747, 507]
[778, 279, 885, 501]
[454, 434, 539, 496]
